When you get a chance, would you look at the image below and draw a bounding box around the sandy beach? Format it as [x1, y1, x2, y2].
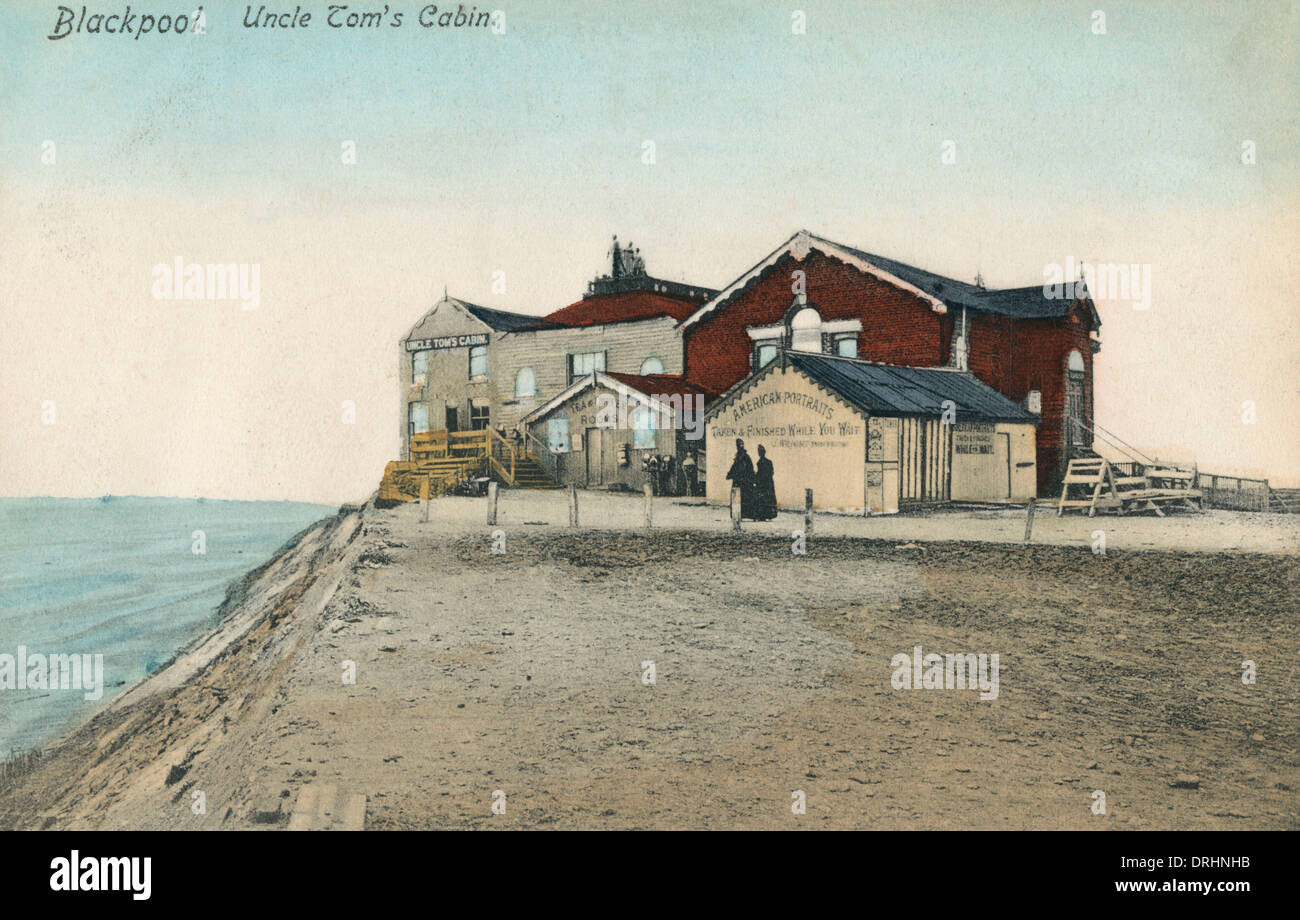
[2, 493, 1296, 830]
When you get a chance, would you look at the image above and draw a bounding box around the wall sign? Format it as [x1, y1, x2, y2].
[406, 333, 489, 352]
[954, 423, 995, 455]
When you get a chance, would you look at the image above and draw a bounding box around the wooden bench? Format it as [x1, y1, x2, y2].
[1058, 459, 1203, 516]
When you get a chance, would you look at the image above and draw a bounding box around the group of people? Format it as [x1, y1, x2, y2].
[725, 439, 778, 521]
[642, 450, 703, 497]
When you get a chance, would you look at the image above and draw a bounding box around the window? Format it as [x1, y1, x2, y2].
[1067, 349, 1085, 373]
[568, 350, 606, 383]
[639, 355, 665, 375]
[470, 403, 490, 430]
[755, 342, 779, 368]
[408, 402, 429, 438]
[514, 367, 537, 398]
[835, 335, 858, 358]
[630, 404, 656, 449]
[547, 417, 571, 453]
[790, 307, 822, 352]
[411, 349, 429, 382]
[468, 344, 488, 379]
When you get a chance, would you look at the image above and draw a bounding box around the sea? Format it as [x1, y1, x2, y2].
[0, 497, 335, 755]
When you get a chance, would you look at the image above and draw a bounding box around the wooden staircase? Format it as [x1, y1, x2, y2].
[377, 428, 557, 506]
[509, 455, 561, 490]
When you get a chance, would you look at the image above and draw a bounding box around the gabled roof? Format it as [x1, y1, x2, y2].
[521, 372, 716, 426]
[459, 299, 562, 332]
[405, 295, 558, 341]
[786, 352, 1037, 422]
[680, 230, 1099, 330]
[840, 245, 1100, 324]
[544, 291, 701, 327]
[706, 351, 1037, 424]
[604, 373, 719, 402]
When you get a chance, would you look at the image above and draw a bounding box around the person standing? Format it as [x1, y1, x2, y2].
[754, 445, 778, 521]
[659, 455, 675, 496]
[682, 450, 699, 497]
[644, 453, 660, 495]
[726, 438, 755, 519]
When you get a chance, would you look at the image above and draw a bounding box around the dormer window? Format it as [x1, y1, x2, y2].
[790, 307, 823, 352]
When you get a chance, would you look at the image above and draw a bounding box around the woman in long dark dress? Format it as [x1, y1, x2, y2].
[754, 445, 777, 521]
[725, 438, 756, 519]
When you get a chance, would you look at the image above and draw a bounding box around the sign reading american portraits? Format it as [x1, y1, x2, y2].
[710, 389, 862, 449]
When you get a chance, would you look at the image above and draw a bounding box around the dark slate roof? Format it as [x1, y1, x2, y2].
[829, 237, 1097, 324]
[787, 352, 1037, 423]
[459, 299, 561, 332]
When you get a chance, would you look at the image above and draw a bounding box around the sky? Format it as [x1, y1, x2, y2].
[1, 0, 1296, 502]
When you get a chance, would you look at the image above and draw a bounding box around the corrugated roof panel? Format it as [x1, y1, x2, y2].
[787, 352, 1037, 423]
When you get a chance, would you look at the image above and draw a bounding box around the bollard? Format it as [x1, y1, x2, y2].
[1023, 498, 1036, 544]
[731, 486, 742, 532]
[487, 481, 498, 526]
[644, 483, 653, 528]
[568, 484, 579, 528]
[804, 488, 814, 537]
[420, 476, 430, 523]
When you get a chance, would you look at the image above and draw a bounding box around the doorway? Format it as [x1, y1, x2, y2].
[585, 428, 603, 486]
[995, 432, 1012, 499]
[445, 406, 459, 432]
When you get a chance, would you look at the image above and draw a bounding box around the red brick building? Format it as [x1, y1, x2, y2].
[680, 231, 1101, 493]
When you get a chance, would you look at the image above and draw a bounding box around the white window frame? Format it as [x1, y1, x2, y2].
[468, 344, 488, 380]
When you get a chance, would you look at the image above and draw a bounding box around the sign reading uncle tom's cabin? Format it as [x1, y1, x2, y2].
[406, 333, 489, 352]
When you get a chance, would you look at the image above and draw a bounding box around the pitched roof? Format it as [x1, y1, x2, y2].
[405, 295, 559, 341]
[837, 244, 1098, 322]
[604, 373, 719, 402]
[459, 299, 561, 332]
[785, 352, 1037, 423]
[520, 372, 716, 426]
[680, 230, 1099, 329]
[544, 291, 701, 327]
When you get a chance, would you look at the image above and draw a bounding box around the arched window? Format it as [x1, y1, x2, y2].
[514, 366, 537, 397]
[639, 355, 665, 375]
[1065, 349, 1087, 452]
[790, 308, 822, 352]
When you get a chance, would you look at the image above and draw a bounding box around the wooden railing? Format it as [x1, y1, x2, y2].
[486, 427, 519, 487]
[1196, 473, 1271, 512]
[521, 428, 559, 480]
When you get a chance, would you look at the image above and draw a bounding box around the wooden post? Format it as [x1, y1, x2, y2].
[568, 484, 579, 528]
[804, 488, 814, 536]
[1023, 498, 1036, 544]
[487, 481, 498, 526]
[420, 476, 430, 522]
[644, 483, 653, 528]
[731, 486, 742, 532]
